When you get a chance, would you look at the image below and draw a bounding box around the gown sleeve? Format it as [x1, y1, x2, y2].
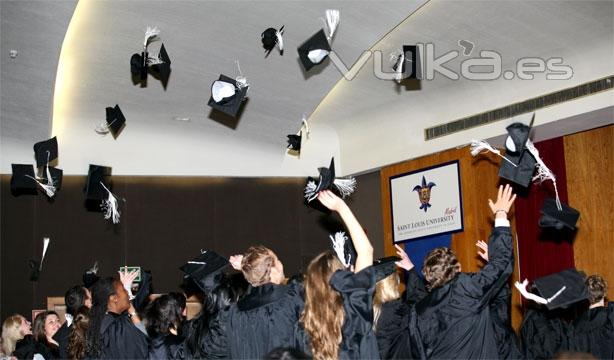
[405, 269, 428, 305]
[330, 266, 377, 323]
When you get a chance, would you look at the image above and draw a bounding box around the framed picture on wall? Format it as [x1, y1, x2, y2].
[389, 160, 464, 243]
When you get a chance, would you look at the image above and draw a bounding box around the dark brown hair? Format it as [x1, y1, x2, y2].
[586, 274, 607, 304]
[422, 247, 461, 291]
[67, 307, 89, 359]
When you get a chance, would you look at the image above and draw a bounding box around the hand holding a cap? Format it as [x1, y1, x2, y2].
[488, 184, 516, 219]
[317, 190, 346, 212]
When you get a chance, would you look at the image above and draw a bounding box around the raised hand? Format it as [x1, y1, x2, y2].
[476, 240, 489, 262]
[317, 190, 346, 212]
[119, 268, 139, 289]
[229, 254, 244, 271]
[488, 184, 516, 218]
[394, 244, 414, 271]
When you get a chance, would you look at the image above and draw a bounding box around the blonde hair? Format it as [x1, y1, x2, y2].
[300, 251, 345, 360]
[423, 247, 461, 291]
[241, 245, 275, 287]
[373, 272, 401, 329]
[1, 314, 25, 356]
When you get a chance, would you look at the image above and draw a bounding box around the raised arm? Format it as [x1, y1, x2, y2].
[318, 190, 373, 272]
[472, 184, 516, 300]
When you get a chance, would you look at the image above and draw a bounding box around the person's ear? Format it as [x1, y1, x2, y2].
[109, 294, 118, 303]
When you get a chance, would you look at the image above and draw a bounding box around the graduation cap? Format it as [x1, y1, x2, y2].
[149, 43, 172, 88]
[262, 26, 284, 56]
[11, 164, 38, 194]
[330, 231, 357, 268]
[41, 167, 63, 192]
[180, 250, 229, 293]
[304, 157, 357, 202]
[498, 116, 537, 187]
[29, 237, 50, 282]
[83, 261, 100, 288]
[207, 74, 249, 118]
[84, 165, 112, 201]
[373, 256, 401, 282]
[97, 105, 126, 138]
[298, 29, 331, 71]
[130, 26, 165, 86]
[533, 268, 589, 310]
[539, 198, 580, 230]
[33, 137, 58, 168]
[392, 45, 423, 82]
[287, 134, 301, 151]
[130, 52, 148, 82]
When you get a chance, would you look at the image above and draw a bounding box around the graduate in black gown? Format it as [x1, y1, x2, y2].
[295, 190, 380, 359]
[85, 276, 148, 359]
[407, 184, 516, 359]
[53, 285, 92, 358]
[226, 245, 304, 359]
[571, 274, 614, 359]
[145, 293, 186, 359]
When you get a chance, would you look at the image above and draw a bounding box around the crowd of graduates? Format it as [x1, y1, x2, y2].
[1, 186, 612, 360]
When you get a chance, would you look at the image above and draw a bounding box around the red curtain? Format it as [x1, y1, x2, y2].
[514, 137, 575, 282]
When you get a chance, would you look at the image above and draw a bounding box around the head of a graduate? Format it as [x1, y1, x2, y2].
[90, 277, 130, 315]
[241, 245, 285, 286]
[586, 274, 607, 306]
[33, 311, 61, 344]
[423, 247, 462, 291]
[65, 285, 92, 316]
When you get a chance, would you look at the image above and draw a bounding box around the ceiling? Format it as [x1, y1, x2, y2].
[1, 0, 613, 177]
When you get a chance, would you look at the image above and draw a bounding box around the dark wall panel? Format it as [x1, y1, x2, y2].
[1, 172, 382, 319]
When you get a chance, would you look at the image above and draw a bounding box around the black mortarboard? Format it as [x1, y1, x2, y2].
[539, 198, 580, 230]
[498, 150, 536, 188]
[330, 231, 357, 268]
[314, 157, 335, 194]
[505, 114, 534, 153]
[207, 74, 249, 118]
[373, 256, 400, 282]
[393, 45, 423, 81]
[262, 26, 284, 56]
[83, 261, 100, 288]
[298, 29, 331, 71]
[105, 105, 126, 138]
[533, 268, 589, 310]
[149, 43, 171, 87]
[11, 164, 38, 193]
[84, 165, 112, 201]
[130, 52, 148, 82]
[33, 137, 58, 168]
[29, 259, 41, 282]
[287, 133, 302, 152]
[180, 250, 229, 293]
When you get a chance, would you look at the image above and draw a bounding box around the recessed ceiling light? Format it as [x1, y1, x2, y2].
[172, 116, 191, 122]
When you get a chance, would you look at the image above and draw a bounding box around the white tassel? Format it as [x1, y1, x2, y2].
[88, 261, 99, 275]
[330, 231, 351, 268]
[394, 52, 404, 83]
[324, 9, 340, 41]
[40, 237, 50, 271]
[26, 161, 57, 198]
[301, 114, 310, 139]
[147, 55, 164, 65]
[304, 180, 318, 202]
[95, 118, 116, 135]
[515, 279, 566, 305]
[234, 60, 249, 90]
[525, 140, 562, 210]
[333, 177, 357, 198]
[100, 182, 120, 224]
[276, 28, 284, 52]
[469, 139, 518, 167]
[143, 26, 160, 49]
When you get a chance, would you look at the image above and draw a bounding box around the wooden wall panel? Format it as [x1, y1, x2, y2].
[380, 147, 523, 329]
[565, 125, 614, 291]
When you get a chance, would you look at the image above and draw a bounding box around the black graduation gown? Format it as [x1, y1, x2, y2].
[520, 307, 573, 359]
[409, 226, 513, 359]
[99, 312, 148, 359]
[295, 266, 380, 360]
[490, 283, 522, 359]
[227, 281, 304, 359]
[148, 333, 185, 360]
[52, 321, 70, 359]
[375, 299, 412, 359]
[570, 303, 614, 359]
[182, 309, 231, 359]
[12, 335, 59, 360]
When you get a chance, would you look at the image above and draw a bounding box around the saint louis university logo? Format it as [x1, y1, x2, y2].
[413, 175, 436, 212]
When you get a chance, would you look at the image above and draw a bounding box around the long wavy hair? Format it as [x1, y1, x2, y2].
[300, 251, 345, 360]
[373, 272, 401, 330]
[85, 277, 117, 358]
[1, 314, 24, 355]
[67, 306, 89, 359]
